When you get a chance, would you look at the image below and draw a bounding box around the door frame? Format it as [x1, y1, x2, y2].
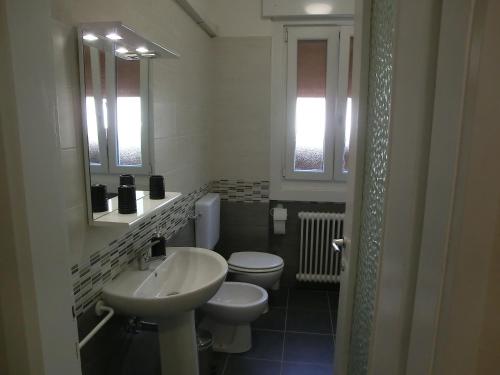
[333, 0, 372, 373]
[335, 0, 449, 372]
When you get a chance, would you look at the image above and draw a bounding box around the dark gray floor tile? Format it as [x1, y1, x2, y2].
[118, 331, 161, 375]
[269, 288, 288, 308]
[254, 308, 286, 331]
[288, 290, 329, 311]
[286, 309, 332, 334]
[236, 330, 284, 361]
[212, 352, 228, 375]
[328, 291, 339, 313]
[330, 310, 338, 334]
[224, 357, 281, 375]
[282, 362, 333, 375]
[284, 332, 334, 365]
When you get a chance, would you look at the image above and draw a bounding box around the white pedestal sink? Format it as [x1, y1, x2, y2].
[102, 247, 228, 375]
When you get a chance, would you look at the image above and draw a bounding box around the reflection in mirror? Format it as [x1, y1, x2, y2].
[116, 58, 142, 167]
[83, 45, 108, 169]
[80, 39, 149, 196]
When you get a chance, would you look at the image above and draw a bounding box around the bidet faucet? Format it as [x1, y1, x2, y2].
[137, 239, 165, 271]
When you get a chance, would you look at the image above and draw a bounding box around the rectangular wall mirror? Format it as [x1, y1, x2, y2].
[78, 22, 179, 225]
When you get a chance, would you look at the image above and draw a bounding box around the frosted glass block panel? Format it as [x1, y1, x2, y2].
[116, 58, 142, 166]
[294, 40, 327, 172]
[294, 97, 326, 171]
[349, 0, 395, 374]
[116, 97, 142, 166]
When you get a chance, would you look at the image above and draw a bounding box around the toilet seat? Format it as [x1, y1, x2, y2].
[228, 264, 283, 273]
[228, 252, 284, 273]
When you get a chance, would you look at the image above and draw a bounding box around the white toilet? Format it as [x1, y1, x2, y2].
[195, 193, 284, 352]
[228, 251, 284, 290]
[200, 282, 268, 353]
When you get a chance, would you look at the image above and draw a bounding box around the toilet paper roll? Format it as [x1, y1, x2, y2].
[274, 220, 286, 235]
[271, 207, 287, 220]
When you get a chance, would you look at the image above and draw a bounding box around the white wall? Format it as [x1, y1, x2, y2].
[207, 1, 272, 182]
[210, 37, 271, 181]
[51, 0, 214, 266]
[211, 0, 272, 37]
[1, 0, 81, 373]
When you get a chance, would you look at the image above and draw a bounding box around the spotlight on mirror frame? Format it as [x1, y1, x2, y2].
[83, 33, 98, 41]
[115, 47, 129, 54]
[106, 32, 123, 40]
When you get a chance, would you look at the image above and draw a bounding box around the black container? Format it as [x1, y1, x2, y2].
[119, 174, 135, 186]
[149, 175, 165, 200]
[91, 184, 108, 213]
[118, 185, 137, 214]
[151, 235, 166, 257]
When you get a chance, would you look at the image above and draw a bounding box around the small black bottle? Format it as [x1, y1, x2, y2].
[118, 185, 137, 214]
[91, 184, 108, 212]
[119, 174, 135, 186]
[149, 175, 165, 200]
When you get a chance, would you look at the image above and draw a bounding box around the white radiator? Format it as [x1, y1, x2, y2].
[296, 211, 345, 283]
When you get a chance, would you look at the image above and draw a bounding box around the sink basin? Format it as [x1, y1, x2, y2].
[102, 247, 228, 375]
[102, 247, 228, 320]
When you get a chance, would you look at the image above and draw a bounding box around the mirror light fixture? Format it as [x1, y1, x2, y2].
[80, 22, 179, 59]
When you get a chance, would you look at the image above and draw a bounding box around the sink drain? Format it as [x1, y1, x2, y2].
[166, 291, 180, 296]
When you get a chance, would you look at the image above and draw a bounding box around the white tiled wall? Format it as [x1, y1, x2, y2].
[51, 0, 213, 268]
[210, 37, 272, 181]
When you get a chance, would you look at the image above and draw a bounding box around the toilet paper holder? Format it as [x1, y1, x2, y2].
[270, 204, 287, 234]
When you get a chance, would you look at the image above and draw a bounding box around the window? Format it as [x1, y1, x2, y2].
[82, 45, 151, 175]
[284, 26, 353, 181]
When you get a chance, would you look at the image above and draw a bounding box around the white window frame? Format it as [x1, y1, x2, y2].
[284, 26, 340, 181]
[269, 21, 353, 202]
[88, 47, 109, 174]
[334, 25, 354, 181]
[81, 40, 152, 176]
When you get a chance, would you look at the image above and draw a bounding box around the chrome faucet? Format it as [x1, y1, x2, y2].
[137, 239, 165, 271]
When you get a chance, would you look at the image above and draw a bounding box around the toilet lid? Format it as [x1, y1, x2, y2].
[228, 252, 284, 271]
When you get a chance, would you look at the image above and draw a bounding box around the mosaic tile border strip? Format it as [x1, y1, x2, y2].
[70, 183, 210, 316]
[211, 179, 270, 202]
